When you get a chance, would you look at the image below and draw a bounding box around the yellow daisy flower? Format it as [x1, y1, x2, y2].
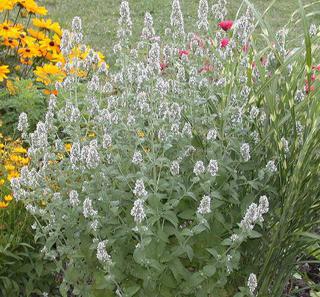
[0, 201, 9, 209]
[34, 63, 65, 86]
[18, 45, 41, 59]
[0, 22, 20, 39]
[0, 65, 10, 82]
[32, 18, 62, 36]
[0, 0, 16, 12]
[17, 0, 47, 15]
[4, 195, 13, 202]
[3, 38, 19, 48]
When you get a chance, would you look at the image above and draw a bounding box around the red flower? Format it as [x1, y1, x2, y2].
[218, 20, 233, 31]
[160, 63, 168, 71]
[178, 49, 190, 57]
[311, 73, 316, 81]
[220, 38, 229, 48]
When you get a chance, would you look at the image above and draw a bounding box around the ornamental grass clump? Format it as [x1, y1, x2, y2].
[13, 0, 320, 296]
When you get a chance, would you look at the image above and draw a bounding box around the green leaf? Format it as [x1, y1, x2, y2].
[203, 264, 216, 277]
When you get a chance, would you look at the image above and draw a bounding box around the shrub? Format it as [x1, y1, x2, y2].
[0, 78, 46, 134]
[12, 1, 320, 296]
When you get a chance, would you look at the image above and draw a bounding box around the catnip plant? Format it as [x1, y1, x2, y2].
[12, 0, 320, 296]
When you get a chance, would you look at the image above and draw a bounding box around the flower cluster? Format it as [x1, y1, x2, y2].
[0, 0, 105, 94]
[0, 126, 29, 208]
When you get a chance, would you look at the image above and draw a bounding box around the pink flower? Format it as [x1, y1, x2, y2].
[220, 38, 229, 48]
[160, 63, 168, 71]
[218, 20, 233, 31]
[178, 49, 190, 57]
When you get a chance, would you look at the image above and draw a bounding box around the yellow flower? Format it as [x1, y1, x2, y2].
[12, 146, 27, 154]
[49, 52, 65, 63]
[34, 63, 65, 85]
[137, 130, 145, 138]
[20, 57, 33, 65]
[21, 157, 29, 165]
[8, 171, 20, 180]
[18, 32, 36, 47]
[40, 35, 60, 54]
[0, 22, 20, 39]
[6, 80, 18, 95]
[5, 164, 15, 171]
[0, 0, 17, 12]
[3, 38, 19, 48]
[28, 28, 46, 40]
[18, 45, 41, 59]
[4, 195, 13, 202]
[65, 143, 72, 152]
[32, 18, 62, 36]
[143, 146, 151, 153]
[56, 153, 64, 160]
[17, 0, 47, 15]
[0, 179, 5, 186]
[0, 201, 9, 209]
[0, 65, 10, 82]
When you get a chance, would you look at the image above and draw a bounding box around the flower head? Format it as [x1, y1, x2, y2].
[178, 49, 190, 58]
[130, 199, 146, 223]
[0, 65, 10, 82]
[266, 160, 277, 173]
[96, 240, 111, 263]
[197, 0, 209, 30]
[83, 197, 97, 218]
[197, 195, 211, 214]
[193, 160, 205, 176]
[220, 38, 229, 48]
[208, 159, 218, 176]
[34, 64, 65, 86]
[132, 151, 143, 165]
[133, 179, 148, 198]
[170, 161, 180, 176]
[247, 273, 258, 295]
[219, 20, 233, 31]
[170, 0, 185, 38]
[17, 112, 29, 132]
[240, 143, 250, 162]
[69, 190, 80, 207]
